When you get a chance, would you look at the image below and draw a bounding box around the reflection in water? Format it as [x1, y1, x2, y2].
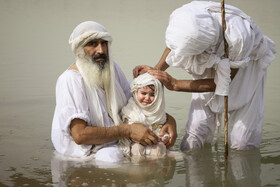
[183, 147, 223, 187]
[227, 149, 261, 187]
[0, 147, 264, 187]
[182, 147, 261, 187]
[51, 152, 177, 186]
[49, 147, 262, 187]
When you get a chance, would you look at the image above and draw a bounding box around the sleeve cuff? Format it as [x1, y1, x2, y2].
[65, 113, 90, 136]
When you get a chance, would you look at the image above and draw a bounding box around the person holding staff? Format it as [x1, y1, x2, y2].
[134, 1, 276, 151]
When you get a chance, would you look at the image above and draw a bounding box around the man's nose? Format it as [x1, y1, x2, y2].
[96, 43, 105, 54]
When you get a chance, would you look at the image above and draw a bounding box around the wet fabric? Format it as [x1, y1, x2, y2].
[165, 1, 276, 150]
[52, 21, 131, 160]
[51, 63, 131, 158]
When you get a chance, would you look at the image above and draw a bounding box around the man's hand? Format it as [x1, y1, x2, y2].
[147, 70, 177, 91]
[159, 114, 177, 149]
[133, 65, 154, 78]
[130, 123, 160, 146]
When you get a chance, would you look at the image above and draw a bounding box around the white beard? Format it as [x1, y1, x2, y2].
[74, 46, 126, 127]
[76, 53, 111, 90]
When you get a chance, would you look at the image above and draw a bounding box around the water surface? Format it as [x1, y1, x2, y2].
[0, 0, 279, 186]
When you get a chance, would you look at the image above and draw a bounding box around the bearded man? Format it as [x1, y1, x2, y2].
[51, 21, 177, 162]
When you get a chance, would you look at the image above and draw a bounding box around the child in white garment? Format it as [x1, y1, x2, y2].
[119, 73, 169, 157]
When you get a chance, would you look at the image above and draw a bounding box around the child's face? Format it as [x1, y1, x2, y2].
[136, 86, 155, 106]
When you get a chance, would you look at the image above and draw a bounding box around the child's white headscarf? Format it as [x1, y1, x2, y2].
[122, 73, 166, 126]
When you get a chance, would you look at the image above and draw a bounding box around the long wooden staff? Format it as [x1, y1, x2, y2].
[221, 0, 229, 159]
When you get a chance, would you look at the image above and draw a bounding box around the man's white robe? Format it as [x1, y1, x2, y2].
[51, 62, 131, 158]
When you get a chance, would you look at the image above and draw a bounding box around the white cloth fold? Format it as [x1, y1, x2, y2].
[127, 73, 166, 125]
[165, 1, 219, 57]
[69, 21, 112, 55]
[165, 0, 276, 99]
[166, 1, 276, 150]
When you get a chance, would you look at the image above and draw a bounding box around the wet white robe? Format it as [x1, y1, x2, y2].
[51, 62, 131, 158]
[165, 1, 276, 150]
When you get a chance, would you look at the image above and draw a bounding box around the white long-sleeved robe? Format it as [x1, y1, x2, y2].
[51, 62, 131, 158]
[165, 1, 276, 150]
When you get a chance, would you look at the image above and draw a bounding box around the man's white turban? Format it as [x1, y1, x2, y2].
[68, 21, 113, 55]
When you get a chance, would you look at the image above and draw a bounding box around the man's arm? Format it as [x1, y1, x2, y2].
[148, 67, 238, 92]
[70, 118, 159, 146]
[134, 46, 238, 92]
[154, 47, 171, 71]
[151, 47, 239, 92]
[148, 70, 216, 92]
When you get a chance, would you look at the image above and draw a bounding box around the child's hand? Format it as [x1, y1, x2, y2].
[161, 135, 169, 145]
[159, 114, 177, 149]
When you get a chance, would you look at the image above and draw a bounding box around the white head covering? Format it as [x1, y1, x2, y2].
[69, 21, 112, 55]
[165, 1, 275, 97]
[165, 1, 219, 57]
[69, 21, 127, 126]
[122, 73, 166, 126]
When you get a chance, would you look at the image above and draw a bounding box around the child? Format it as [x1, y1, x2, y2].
[119, 73, 169, 157]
